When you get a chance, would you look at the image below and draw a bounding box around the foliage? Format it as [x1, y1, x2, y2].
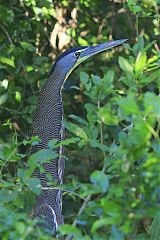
[0, 0, 160, 239]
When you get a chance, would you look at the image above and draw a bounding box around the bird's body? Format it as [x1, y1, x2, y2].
[31, 39, 127, 233]
[31, 67, 65, 232]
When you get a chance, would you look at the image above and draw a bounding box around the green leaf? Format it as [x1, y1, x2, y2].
[118, 56, 134, 76]
[42, 6, 49, 15]
[137, 36, 145, 50]
[118, 93, 138, 117]
[0, 79, 8, 89]
[59, 224, 82, 238]
[91, 218, 109, 233]
[143, 156, 158, 168]
[15, 222, 26, 234]
[110, 225, 124, 240]
[23, 178, 41, 194]
[139, 69, 160, 86]
[22, 136, 40, 146]
[90, 171, 109, 193]
[89, 139, 109, 152]
[98, 106, 118, 125]
[0, 56, 15, 67]
[56, 137, 80, 146]
[48, 138, 58, 149]
[68, 114, 88, 125]
[80, 72, 91, 91]
[144, 92, 160, 116]
[85, 103, 97, 124]
[119, 118, 150, 149]
[91, 74, 101, 85]
[148, 55, 158, 64]
[20, 42, 36, 52]
[28, 149, 58, 167]
[135, 51, 147, 76]
[65, 122, 88, 139]
[0, 181, 16, 188]
[119, 76, 136, 88]
[101, 199, 122, 217]
[26, 66, 33, 72]
[15, 91, 21, 102]
[78, 37, 88, 46]
[0, 189, 18, 203]
[102, 70, 114, 84]
[0, 94, 8, 105]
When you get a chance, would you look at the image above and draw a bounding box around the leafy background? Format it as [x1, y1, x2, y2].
[0, 0, 160, 239]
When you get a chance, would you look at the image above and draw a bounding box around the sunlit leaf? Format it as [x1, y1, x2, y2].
[78, 37, 88, 46]
[0, 79, 8, 89]
[98, 106, 118, 125]
[0, 56, 15, 67]
[15, 91, 21, 102]
[135, 51, 147, 75]
[26, 66, 33, 72]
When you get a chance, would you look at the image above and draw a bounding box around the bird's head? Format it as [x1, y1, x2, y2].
[50, 39, 127, 81]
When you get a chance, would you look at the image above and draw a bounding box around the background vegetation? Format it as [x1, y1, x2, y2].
[0, 0, 160, 239]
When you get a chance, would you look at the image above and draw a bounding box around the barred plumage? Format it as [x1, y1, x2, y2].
[30, 39, 127, 234]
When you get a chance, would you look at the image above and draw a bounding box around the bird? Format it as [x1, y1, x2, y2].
[30, 39, 127, 234]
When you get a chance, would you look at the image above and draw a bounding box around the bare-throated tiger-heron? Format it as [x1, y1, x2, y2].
[31, 39, 127, 234]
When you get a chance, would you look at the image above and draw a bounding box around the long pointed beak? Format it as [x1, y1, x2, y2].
[78, 39, 127, 64]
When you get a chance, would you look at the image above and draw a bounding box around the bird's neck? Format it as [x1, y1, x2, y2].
[43, 69, 66, 97]
[32, 68, 67, 131]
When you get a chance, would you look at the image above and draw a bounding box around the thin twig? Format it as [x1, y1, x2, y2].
[97, 90, 106, 172]
[0, 24, 14, 45]
[66, 195, 91, 240]
[0, 23, 28, 79]
[42, 187, 85, 200]
[1, 23, 36, 98]
[13, 122, 29, 139]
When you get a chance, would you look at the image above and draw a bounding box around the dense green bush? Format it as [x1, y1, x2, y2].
[0, 0, 160, 239]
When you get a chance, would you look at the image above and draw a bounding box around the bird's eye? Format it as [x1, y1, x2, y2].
[74, 51, 81, 58]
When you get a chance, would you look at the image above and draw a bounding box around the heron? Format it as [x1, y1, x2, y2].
[30, 39, 127, 234]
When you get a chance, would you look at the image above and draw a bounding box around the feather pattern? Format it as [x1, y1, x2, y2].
[31, 68, 66, 233]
